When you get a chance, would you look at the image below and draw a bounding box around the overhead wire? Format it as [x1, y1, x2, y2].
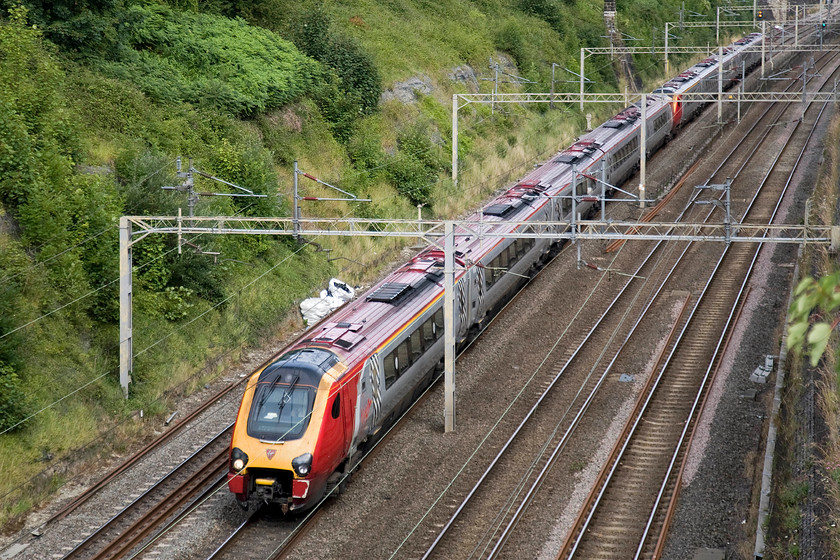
[0, 86, 594, 500]
[0, 158, 175, 281]
[0, 228, 112, 285]
[3, 132, 447, 409]
[0, 143, 433, 474]
[388, 239, 633, 558]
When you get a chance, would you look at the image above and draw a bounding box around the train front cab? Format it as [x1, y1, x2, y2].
[228, 348, 352, 513]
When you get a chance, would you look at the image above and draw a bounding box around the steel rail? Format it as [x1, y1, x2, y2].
[559, 47, 840, 560]
[421, 48, 794, 557]
[485, 44, 838, 559]
[648, 52, 839, 560]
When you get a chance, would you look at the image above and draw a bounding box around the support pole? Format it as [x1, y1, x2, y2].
[639, 94, 647, 208]
[572, 165, 580, 267]
[177, 207, 183, 254]
[665, 23, 670, 75]
[795, 6, 799, 47]
[761, 21, 766, 77]
[119, 217, 133, 398]
[803, 59, 808, 105]
[580, 49, 585, 112]
[293, 160, 300, 241]
[738, 64, 744, 123]
[601, 159, 607, 230]
[724, 178, 732, 245]
[444, 221, 456, 433]
[831, 226, 840, 253]
[716, 6, 720, 44]
[452, 95, 459, 190]
[718, 45, 724, 123]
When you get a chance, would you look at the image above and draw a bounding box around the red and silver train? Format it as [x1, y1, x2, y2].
[227, 33, 764, 512]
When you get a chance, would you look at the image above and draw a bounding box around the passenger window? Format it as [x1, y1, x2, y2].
[488, 255, 502, 287]
[498, 247, 509, 269]
[410, 328, 423, 358]
[422, 318, 435, 344]
[384, 353, 398, 388]
[397, 341, 410, 374]
[433, 308, 444, 338]
[331, 394, 341, 419]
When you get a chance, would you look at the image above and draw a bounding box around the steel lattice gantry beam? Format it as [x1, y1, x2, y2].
[122, 216, 837, 242]
[119, 215, 840, 398]
[453, 90, 839, 106]
[581, 44, 840, 56]
[451, 88, 839, 189]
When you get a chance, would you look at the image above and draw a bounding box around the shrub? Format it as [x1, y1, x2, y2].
[98, 4, 322, 116]
[0, 362, 27, 433]
[0, 99, 36, 205]
[289, 2, 381, 121]
[386, 124, 445, 206]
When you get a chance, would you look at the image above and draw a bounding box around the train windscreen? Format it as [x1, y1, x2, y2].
[247, 369, 316, 442]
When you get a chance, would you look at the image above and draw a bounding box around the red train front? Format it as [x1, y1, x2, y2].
[227, 347, 356, 512]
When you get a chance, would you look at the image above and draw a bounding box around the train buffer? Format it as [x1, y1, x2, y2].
[750, 355, 775, 384]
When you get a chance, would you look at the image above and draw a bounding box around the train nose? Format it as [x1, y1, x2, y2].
[254, 476, 281, 501]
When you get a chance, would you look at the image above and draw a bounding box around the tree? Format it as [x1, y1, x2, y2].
[787, 272, 840, 366]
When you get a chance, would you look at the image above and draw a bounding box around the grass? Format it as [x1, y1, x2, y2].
[809, 111, 840, 558]
[0, 0, 744, 532]
[764, 106, 840, 558]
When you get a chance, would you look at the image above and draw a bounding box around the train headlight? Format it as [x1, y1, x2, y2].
[231, 447, 249, 472]
[292, 453, 313, 477]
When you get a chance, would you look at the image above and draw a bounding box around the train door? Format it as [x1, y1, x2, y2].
[340, 382, 353, 459]
[351, 356, 381, 460]
[456, 277, 469, 342]
[469, 264, 485, 326]
[671, 95, 683, 127]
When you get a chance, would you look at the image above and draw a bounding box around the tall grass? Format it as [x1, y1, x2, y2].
[809, 111, 840, 555]
[0, 0, 737, 531]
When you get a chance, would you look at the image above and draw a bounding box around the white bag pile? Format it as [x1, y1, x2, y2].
[300, 278, 356, 325]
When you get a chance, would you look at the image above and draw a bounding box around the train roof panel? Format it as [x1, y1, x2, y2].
[366, 282, 413, 304]
[277, 31, 771, 370]
[603, 107, 639, 127]
[312, 323, 366, 350]
[554, 140, 602, 164]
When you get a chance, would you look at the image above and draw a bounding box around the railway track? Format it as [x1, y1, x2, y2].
[23, 18, 832, 560]
[203, 506, 315, 560]
[401, 36, 839, 560]
[557, 45, 840, 560]
[61, 425, 232, 560]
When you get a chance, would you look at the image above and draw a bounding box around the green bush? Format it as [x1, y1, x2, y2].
[0, 362, 27, 433]
[98, 4, 322, 116]
[6, 0, 122, 57]
[289, 2, 381, 117]
[0, 99, 36, 205]
[386, 124, 445, 206]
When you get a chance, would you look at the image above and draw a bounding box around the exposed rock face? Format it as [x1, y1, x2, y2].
[380, 75, 434, 103]
[0, 206, 20, 236]
[380, 62, 488, 105]
[448, 65, 479, 92]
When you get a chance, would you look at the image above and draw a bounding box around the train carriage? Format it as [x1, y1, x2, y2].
[227, 31, 769, 513]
